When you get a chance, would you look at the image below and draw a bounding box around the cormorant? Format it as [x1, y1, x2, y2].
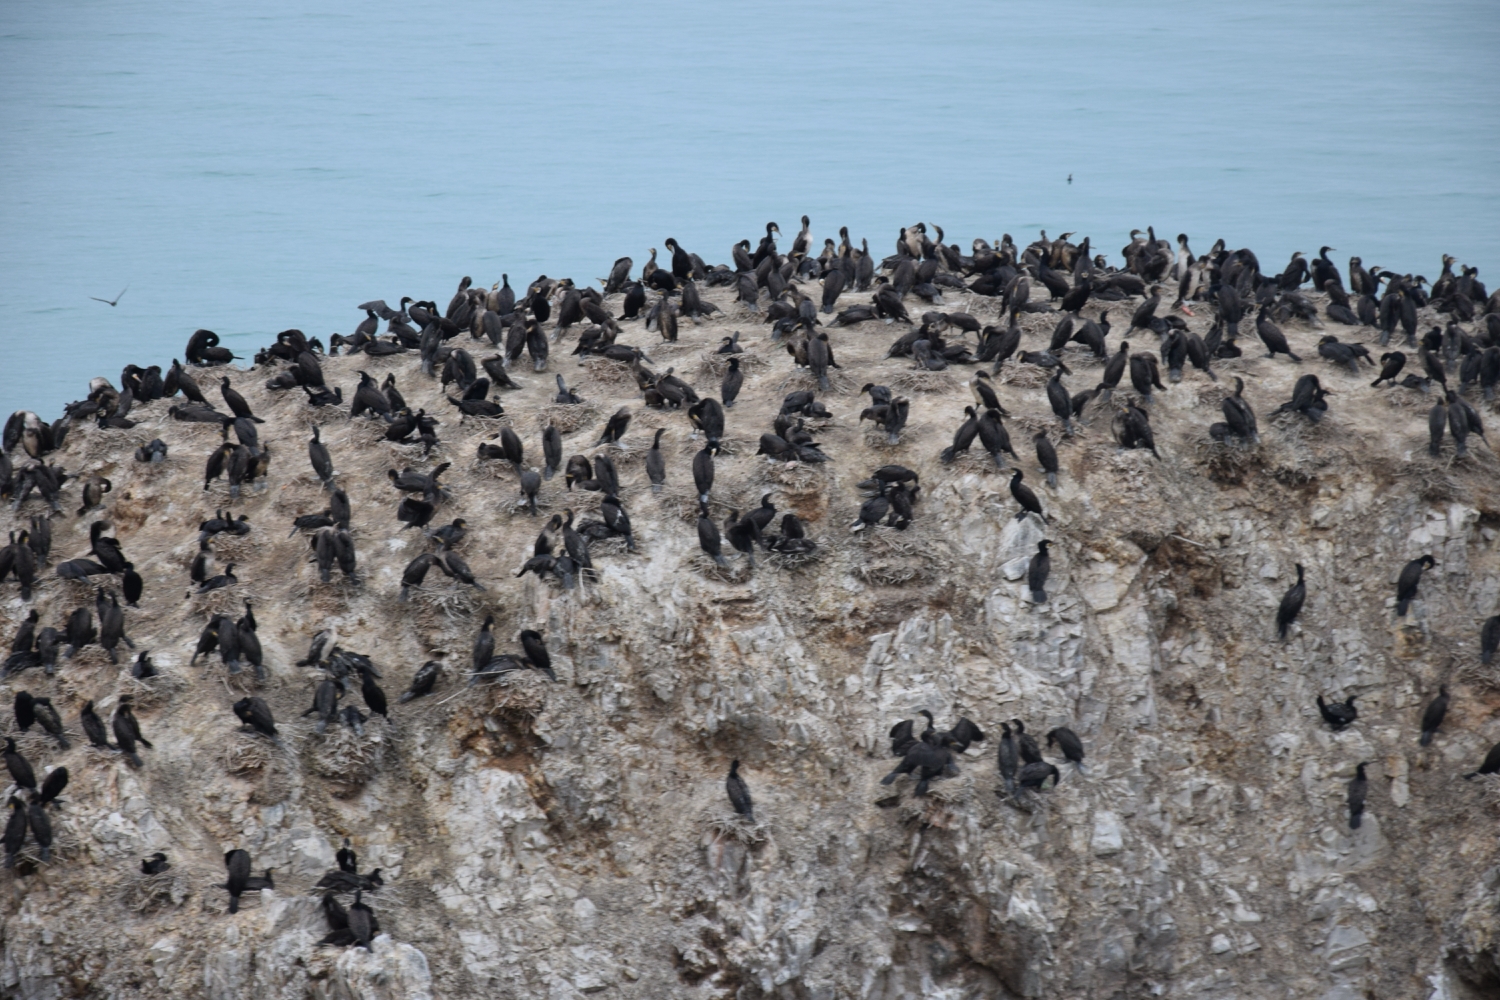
[399, 661, 440, 703]
[1012, 720, 1041, 764]
[303, 678, 341, 734]
[1420, 686, 1449, 746]
[1034, 432, 1059, 488]
[1347, 762, 1368, 829]
[31, 696, 68, 748]
[1017, 761, 1061, 791]
[26, 797, 50, 862]
[4, 738, 36, 789]
[112, 695, 151, 766]
[308, 425, 334, 488]
[1463, 743, 1500, 779]
[1009, 470, 1044, 521]
[1221, 377, 1258, 445]
[1317, 694, 1357, 730]
[1374, 353, 1404, 389]
[519, 629, 556, 681]
[349, 891, 375, 949]
[721, 356, 743, 407]
[141, 852, 171, 875]
[1028, 540, 1051, 603]
[225, 848, 251, 913]
[1277, 564, 1306, 640]
[1482, 616, 1500, 665]
[597, 407, 631, 446]
[80, 701, 112, 749]
[37, 765, 67, 806]
[881, 737, 957, 796]
[726, 760, 754, 822]
[1395, 555, 1436, 616]
[2, 798, 25, 868]
[1046, 727, 1086, 772]
[996, 722, 1019, 796]
[337, 838, 357, 874]
[233, 696, 278, 738]
[1255, 306, 1302, 361]
[471, 616, 495, 675]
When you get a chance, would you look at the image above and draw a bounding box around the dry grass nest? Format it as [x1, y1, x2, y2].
[689, 552, 755, 583]
[765, 542, 825, 573]
[117, 861, 214, 913]
[119, 670, 188, 711]
[656, 474, 763, 522]
[214, 730, 294, 777]
[696, 349, 769, 380]
[402, 584, 491, 625]
[763, 462, 826, 494]
[851, 522, 950, 587]
[578, 356, 645, 393]
[703, 812, 768, 847]
[1194, 438, 1262, 485]
[897, 769, 974, 828]
[992, 364, 1052, 389]
[886, 370, 958, 394]
[1380, 387, 1435, 413]
[307, 725, 385, 794]
[943, 451, 1008, 476]
[861, 425, 925, 450]
[533, 401, 603, 435]
[776, 368, 857, 396]
[186, 583, 269, 620]
[4, 730, 72, 760]
[473, 670, 551, 717]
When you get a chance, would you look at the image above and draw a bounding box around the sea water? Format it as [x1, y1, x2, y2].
[3, 0, 1497, 415]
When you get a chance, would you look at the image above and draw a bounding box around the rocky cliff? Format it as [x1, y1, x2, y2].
[1, 253, 1498, 1000]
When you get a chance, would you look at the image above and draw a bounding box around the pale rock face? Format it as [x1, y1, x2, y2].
[2, 277, 1499, 1000]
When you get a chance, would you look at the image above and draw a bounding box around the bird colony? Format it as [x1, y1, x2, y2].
[2, 224, 1500, 999]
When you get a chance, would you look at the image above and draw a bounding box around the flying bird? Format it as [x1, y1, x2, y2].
[90, 286, 129, 307]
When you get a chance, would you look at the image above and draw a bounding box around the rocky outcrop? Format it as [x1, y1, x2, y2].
[1, 274, 1498, 998]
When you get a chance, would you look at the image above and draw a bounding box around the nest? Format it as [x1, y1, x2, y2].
[992, 364, 1052, 389]
[690, 553, 754, 583]
[697, 349, 769, 381]
[671, 434, 748, 459]
[763, 462, 825, 494]
[861, 427, 918, 451]
[1195, 382, 1233, 407]
[578, 356, 644, 393]
[186, 583, 266, 621]
[473, 670, 551, 717]
[765, 543, 825, 572]
[776, 369, 856, 396]
[307, 725, 385, 796]
[703, 813, 768, 847]
[4, 730, 71, 761]
[655, 475, 763, 522]
[117, 862, 208, 913]
[944, 451, 1008, 476]
[4, 810, 83, 868]
[534, 401, 602, 435]
[886, 371, 958, 394]
[851, 524, 948, 587]
[1195, 439, 1260, 485]
[403, 584, 489, 623]
[213, 731, 290, 777]
[897, 769, 974, 828]
[309, 877, 419, 928]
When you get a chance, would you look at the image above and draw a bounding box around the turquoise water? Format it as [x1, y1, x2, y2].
[3, 0, 1497, 415]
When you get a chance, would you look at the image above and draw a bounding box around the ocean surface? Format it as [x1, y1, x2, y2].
[3, 1, 1497, 417]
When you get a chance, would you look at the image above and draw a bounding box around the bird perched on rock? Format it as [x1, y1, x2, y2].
[725, 760, 754, 823]
[1276, 563, 1306, 640]
[1316, 694, 1357, 730]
